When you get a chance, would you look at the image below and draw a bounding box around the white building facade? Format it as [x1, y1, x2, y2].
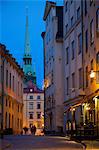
[63, 0, 84, 134]
[63, 0, 99, 137]
[23, 81, 44, 133]
[42, 1, 64, 133]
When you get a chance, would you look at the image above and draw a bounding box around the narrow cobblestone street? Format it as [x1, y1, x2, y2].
[1, 135, 84, 150]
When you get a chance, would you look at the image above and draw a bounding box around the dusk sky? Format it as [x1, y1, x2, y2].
[0, 0, 63, 88]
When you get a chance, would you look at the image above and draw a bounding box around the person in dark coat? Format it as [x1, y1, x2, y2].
[33, 125, 36, 135]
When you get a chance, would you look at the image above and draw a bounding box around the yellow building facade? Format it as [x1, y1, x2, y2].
[0, 44, 24, 134]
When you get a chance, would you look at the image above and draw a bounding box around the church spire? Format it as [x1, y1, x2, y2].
[23, 7, 37, 85]
[24, 7, 31, 57]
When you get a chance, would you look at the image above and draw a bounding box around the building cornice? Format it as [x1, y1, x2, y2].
[43, 1, 56, 21]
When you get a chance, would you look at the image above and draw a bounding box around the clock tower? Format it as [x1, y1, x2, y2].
[23, 8, 36, 84]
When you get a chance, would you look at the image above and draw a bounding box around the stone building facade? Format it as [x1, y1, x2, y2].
[42, 1, 64, 133]
[0, 44, 24, 134]
[23, 80, 44, 134]
[63, 0, 99, 137]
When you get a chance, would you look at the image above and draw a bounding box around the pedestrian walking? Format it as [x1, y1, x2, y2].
[33, 125, 36, 135]
[31, 125, 34, 135]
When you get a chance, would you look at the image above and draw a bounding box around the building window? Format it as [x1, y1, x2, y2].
[13, 76, 14, 91]
[71, 41, 74, 59]
[91, 59, 94, 83]
[66, 77, 69, 95]
[78, 33, 82, 54]
[66, 47, 69, 64]
[96, 9, 99, 31]
[65, 24, 68, 33]
[85, 0, 87, 15]
[30, 95, 33, 99]
[6, 70, 8, 87]
[91, 59, 94, 70]
[37, 112, 41, 119]
[29, 102, 33, 109]
[90, 0, 93, 6]
[77, 7, 80, 19]
[5, 112, 7, 128]
[90, 19, 94, 44]
[79, 68, 83, 88]
[37, 122, 41, 128]
[37, 95, 40, 99]
[9, 73, 11, 89]
[17, 118, 19, 129]
[86, 66, 88, 87]
[71, 16, 74, 27]
[18, 81, 19, 96]
[37, 103, 41, 109]
[9, 113, 10, 128]
[85, 29, 88, 52]
[72, 73, 75, 89]
[29, 112, 33, 119]
[65, 1, 68, 12]
[21, 83, 22, 98]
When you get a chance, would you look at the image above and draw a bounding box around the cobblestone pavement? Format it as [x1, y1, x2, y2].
[0, 139, 11, 150]
[1, 135, 84, 150]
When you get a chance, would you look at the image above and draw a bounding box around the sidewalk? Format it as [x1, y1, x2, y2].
[65, 136, 99, 150]
[0, 139, 11, 150]
[81, 140, 99, 150]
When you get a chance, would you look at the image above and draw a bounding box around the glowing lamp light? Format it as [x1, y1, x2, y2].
[90, 70, 95, 78]
[42, 124, 44, 127]
[82, 103, 85, 106]
[86, 106, 90, 110]
[30, 89, 33, 92]
[72, 108, 75, 111]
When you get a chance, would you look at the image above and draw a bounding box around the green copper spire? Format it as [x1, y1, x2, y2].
[23, 7, 36, 84]
[24, 7, 31, 57]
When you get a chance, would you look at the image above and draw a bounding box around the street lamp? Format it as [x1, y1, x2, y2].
[90, 70, 99, 84]
[90, 70, 96, 78]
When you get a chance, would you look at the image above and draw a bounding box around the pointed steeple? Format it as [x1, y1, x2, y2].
[24, 7, 31, 57]
[23, 7, 37, 84]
